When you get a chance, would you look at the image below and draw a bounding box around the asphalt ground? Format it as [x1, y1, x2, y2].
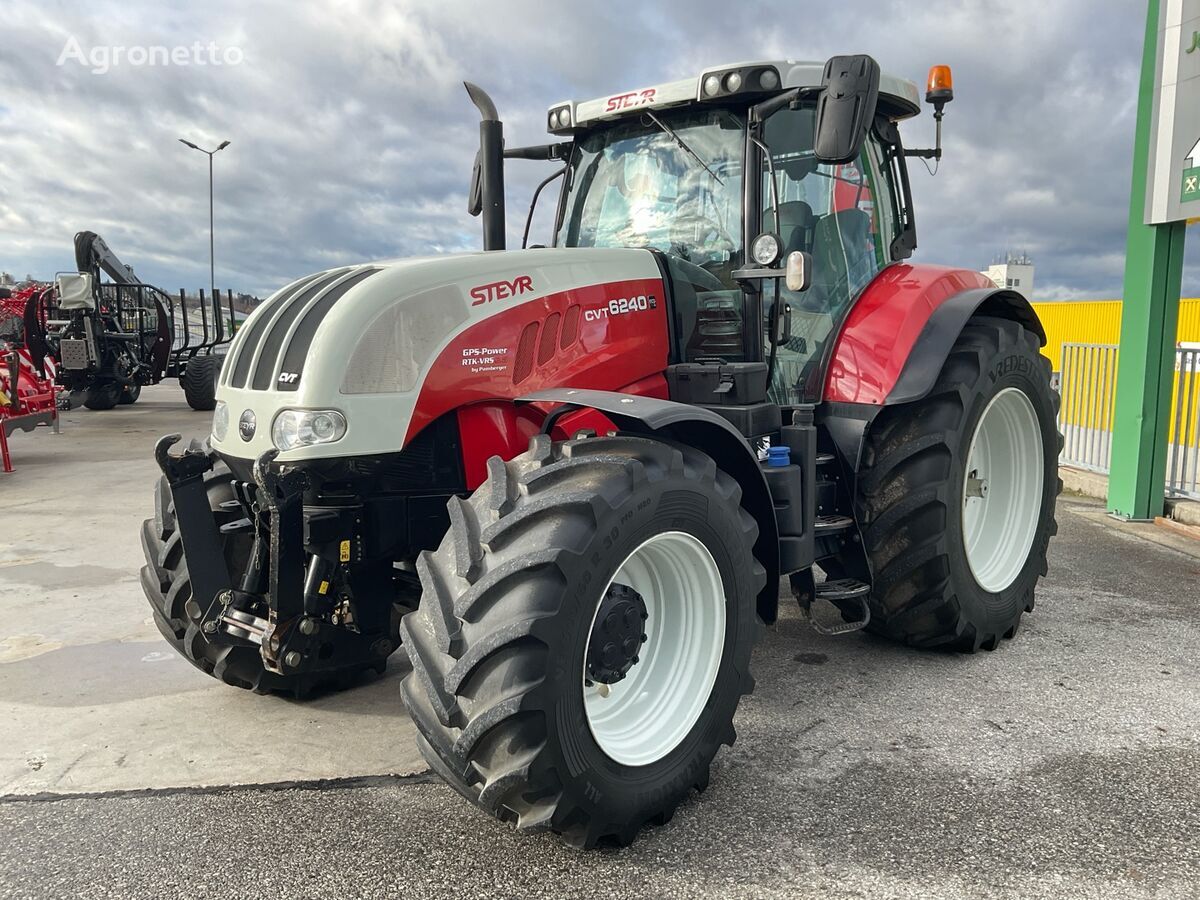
[2, 385, 1199, 898]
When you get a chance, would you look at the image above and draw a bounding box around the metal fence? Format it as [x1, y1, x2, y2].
[1059, 343, 1119, 474]
[1167, 346, 1200, 498]
[1057, 342, 1200, 500]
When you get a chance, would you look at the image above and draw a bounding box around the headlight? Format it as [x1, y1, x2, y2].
[557, 107, 571, 128]
[751, 232, 782, 266]
[724, 71, 742, 92]
[702, 74, 721, 97]
[212, 401, 229, 441]
[271, 409, 347, 451]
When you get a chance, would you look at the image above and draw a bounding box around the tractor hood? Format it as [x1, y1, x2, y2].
[210, 247, 664, 463]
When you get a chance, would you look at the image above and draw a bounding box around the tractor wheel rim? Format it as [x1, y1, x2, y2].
[582, 530, 726, 767]
[962, 387, 1044, 593]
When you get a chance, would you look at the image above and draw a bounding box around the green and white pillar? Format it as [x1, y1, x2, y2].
[1108, 0, 1196, 519]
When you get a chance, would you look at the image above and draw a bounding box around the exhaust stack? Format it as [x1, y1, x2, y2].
[465, 82, 506, 251]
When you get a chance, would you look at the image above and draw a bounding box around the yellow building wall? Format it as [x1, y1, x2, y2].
[1038, 299, 1200, 447]
[1032, 298, 1200, 369]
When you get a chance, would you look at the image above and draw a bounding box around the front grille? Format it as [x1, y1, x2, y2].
[226, 272, 328, 388]
[273, 267, 380, 392]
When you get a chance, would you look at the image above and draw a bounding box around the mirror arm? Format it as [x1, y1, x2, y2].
[522, 167, 566, 249]
[505, 142, 571, 161]
[750, 87, 803, 124]
[749, 135, 781, 238]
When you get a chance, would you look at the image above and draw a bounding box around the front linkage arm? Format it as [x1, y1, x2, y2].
[154, 434, 233, 622]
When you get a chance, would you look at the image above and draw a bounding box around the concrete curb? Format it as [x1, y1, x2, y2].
[1059, 465, 1200, 528]
[1166, 497, 1200, 527]
[1060, 465, 1108, 502]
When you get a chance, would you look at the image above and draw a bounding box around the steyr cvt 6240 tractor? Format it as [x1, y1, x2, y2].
[141, 56, 1059, 847]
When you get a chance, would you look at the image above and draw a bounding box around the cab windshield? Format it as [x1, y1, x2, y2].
[556, 108, 745, 282]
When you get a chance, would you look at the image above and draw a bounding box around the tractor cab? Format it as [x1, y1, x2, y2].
[479, 58, 934, 406]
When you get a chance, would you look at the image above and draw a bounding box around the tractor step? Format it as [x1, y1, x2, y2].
[803, 578, 871, 636]
[815, 578, 870, 601]
[814, 514, 854, 533]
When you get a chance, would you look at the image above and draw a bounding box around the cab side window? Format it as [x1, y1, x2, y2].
[762, 106, 898, 403]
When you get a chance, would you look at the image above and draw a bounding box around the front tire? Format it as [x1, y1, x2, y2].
[83, 380, 122, 410]
[399, 434, 764, 848]
[856, 317, 1060, 651]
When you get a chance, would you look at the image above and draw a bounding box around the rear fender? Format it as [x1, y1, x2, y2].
[519, 388, 782, 624]
[824, 264, 1044, 407]
[822, 264, 1045, 468]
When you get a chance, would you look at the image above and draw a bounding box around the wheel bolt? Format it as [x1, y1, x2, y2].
[284, 650, 302, 668]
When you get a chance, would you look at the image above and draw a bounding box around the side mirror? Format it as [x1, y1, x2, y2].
[813, 55, 880, 164]
[467, 150, 483, 217]
[785, 251, 812, 293]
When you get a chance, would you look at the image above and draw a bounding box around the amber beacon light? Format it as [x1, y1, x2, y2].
[926, 65, 954, 105]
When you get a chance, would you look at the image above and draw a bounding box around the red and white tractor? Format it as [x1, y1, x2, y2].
[141, 56, 1059, 847]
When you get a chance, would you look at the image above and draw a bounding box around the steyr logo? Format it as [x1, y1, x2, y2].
[605, 89, 656, 112]
[469, 275, 533, 307]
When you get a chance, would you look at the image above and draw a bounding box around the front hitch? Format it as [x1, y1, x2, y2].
[155, 439, 395, 679]
[153, 434, 233, 622]
[252, 449, 308, 672]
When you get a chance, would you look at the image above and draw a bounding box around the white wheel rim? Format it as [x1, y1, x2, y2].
[583, 531, 726, 767]
[962, 387, 1044, 593]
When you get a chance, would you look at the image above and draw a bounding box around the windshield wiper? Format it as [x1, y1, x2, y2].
[644, 110, 724, 186]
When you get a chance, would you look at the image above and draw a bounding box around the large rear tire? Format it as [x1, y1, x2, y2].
[855, 317, 1060, 651]
[182, 355, 219, 411]
[399, 434, 764, 848]
[139, 457, 402, 696]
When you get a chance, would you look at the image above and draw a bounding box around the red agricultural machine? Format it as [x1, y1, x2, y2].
[141, 56, 1060, 847]
[0, 284, 59, 472]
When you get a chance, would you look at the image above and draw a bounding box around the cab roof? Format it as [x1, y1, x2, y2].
[547, 59, 922, 135]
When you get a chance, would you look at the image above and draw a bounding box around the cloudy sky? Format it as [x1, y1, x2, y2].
[1, 0, 1196, 300]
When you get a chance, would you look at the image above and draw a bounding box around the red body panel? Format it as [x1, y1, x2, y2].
[823, 264, 996, 406]
[409, 276, 669, 482]
[455, 373, 668, 489]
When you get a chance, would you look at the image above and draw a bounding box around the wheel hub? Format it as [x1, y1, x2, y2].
[585, 584, 647, 685]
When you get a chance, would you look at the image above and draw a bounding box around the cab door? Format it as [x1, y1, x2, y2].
[759, 105, 902, 405]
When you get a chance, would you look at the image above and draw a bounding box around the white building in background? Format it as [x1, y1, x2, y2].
[982, 252, 1034, 298]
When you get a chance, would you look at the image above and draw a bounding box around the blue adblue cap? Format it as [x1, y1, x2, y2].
[767, 445, 791, 467]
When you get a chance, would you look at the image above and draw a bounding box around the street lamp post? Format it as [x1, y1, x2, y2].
[178, 138, 230, 301]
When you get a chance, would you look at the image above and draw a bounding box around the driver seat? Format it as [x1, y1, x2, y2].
[762, 200, 815, 256]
